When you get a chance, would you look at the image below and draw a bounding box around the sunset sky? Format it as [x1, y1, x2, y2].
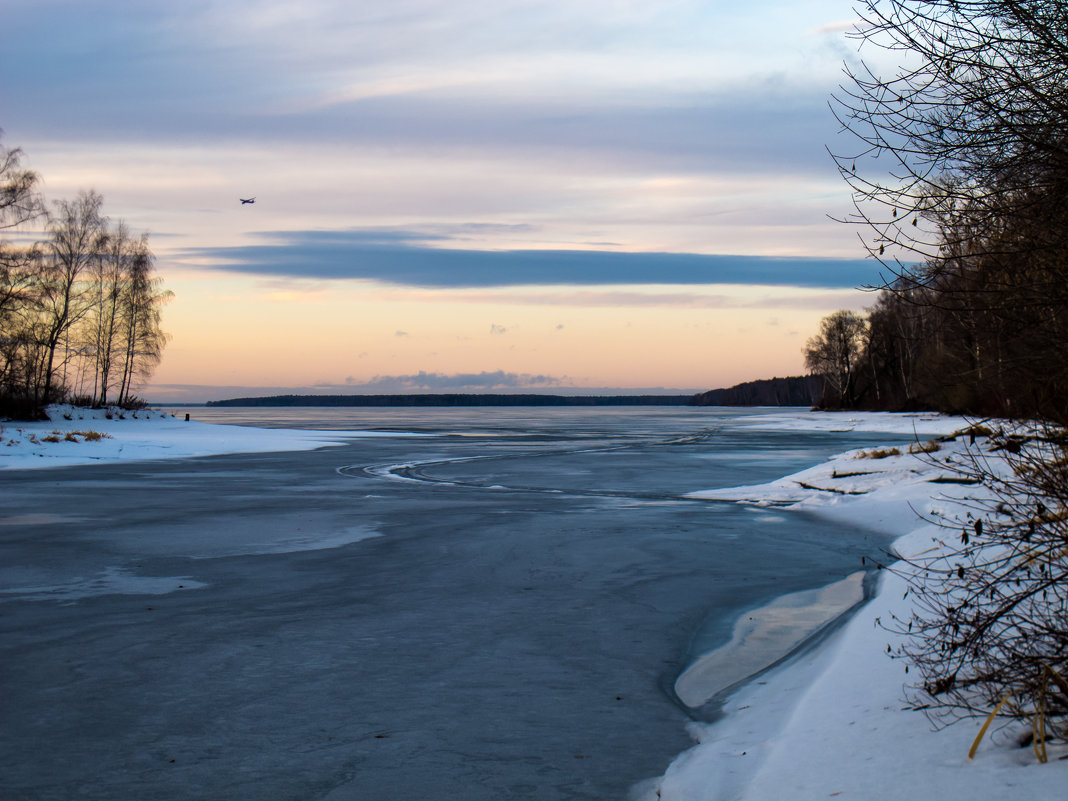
[1, 0, 881, 402]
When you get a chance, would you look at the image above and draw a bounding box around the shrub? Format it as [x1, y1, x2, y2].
[889, 425, 1068, 756]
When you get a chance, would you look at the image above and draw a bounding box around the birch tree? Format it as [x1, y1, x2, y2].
[38, 191, 106, 406]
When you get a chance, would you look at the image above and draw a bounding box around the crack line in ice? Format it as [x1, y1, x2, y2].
[336, 430, 729, 505]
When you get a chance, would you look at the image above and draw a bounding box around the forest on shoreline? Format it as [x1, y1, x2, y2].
[203, 376, 820, 408]
[801, 3, 1068, 428]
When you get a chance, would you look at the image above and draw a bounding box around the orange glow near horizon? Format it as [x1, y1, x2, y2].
[147, 269, 869, 401]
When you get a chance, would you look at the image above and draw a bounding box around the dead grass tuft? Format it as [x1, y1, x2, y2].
[74, 430, 110, 441]
[856, 447, 902, 459]
[909, 440, 942, 455]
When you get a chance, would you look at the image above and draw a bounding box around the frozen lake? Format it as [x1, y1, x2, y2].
[1, 407, 916, 800]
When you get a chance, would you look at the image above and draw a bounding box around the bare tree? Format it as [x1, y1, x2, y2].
[0, 133, 42, 230]
[832, 0, 1068, 423]
[864, 288, 930, 407]
[0, 134, 45, 415]
[38, 191, 106, 406]
[888, 426, 1068, 756]
[804, 310, 868, 408]
[89, 220, 130, 406]
[115, 233, 170, 407]
[833, 1, 1068, 263]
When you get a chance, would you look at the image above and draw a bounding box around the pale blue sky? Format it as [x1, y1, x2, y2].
[1, 1, 874, 400]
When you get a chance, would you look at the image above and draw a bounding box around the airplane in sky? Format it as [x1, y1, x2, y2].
[240, 197, 256, 205]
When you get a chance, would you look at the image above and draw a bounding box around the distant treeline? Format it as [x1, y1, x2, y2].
[207, 394, 695, 407]
[206, 379, 821, 408]
[690, 376, 821, 407]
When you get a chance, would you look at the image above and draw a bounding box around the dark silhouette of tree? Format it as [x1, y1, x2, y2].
[38, 191, 106, 407]
[0, 137, 170, 417]
[804, 310, 868, 408]
[831, 0, 1068, 424]
[0, 134, 44, 416]
[0, 133, 42, 230]
[115, 234, 170, 407]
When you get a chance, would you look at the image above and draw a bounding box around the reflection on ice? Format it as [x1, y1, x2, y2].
[674, 571, 867, 708]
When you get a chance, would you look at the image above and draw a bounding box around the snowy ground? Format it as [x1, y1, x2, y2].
[652, 411, 1068, 800]
[0, 404, 419, 470]
[3, 406, 1065, 798]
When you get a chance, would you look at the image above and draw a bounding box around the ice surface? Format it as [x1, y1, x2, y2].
[5, 405, 1064, 799]
[0, 565, 207, 601]
[187, 524, 382, 558]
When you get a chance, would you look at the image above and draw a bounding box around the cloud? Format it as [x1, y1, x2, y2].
[396, 288, 868, 310]
[356, 370, 564, 391]
[183, 228, 880, 289]
[395, 330, 410, 337]
[3, 3, 849, 180]
[807, 19, 860, 35]
[144, 377, 706, 403]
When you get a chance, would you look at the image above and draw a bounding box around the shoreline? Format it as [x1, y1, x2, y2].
[651, 413, 1068, 801]
[0, 405, 372, 471]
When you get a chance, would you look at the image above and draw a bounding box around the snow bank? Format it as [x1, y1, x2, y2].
[653, 414, 1068, 800]
[730, 409, 959, 437]
[0, 404, 376, 470]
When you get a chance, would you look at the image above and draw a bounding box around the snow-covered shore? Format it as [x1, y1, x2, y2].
[652, 411, 1068, 800]
[0, 405, 406, 470]
[4, 406, 1065, 798]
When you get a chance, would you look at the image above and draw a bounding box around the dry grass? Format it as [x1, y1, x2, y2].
[855, 447, 902, 459]
[77, 430, 109, 441]
[908, 440, 942, 455]
[955, 424, 995, 440]
[30, 430, 112, 444]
